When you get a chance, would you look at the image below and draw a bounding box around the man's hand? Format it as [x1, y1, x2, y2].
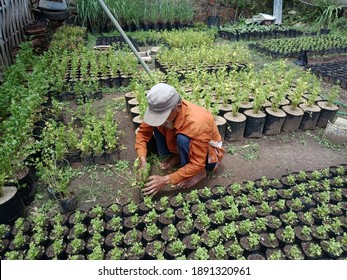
[142, 175, 170, 196]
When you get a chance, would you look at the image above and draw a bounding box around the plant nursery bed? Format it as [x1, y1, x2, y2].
[1, 163, 346, 260]
[306, 61, 347, 89]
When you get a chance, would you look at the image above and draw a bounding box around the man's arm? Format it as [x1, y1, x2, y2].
[135, 122, 155, 158]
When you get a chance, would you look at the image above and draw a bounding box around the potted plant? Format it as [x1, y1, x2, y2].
[295, 225, 312, 242]
[223, 202, 239, 220]
[209, 243, 228, 260]
[4, 250, 24, 260]
[256, 201, 273, 217]
[297, 211, 315, 226]
[87, 245, 105, 260]
[123, 214, 141, 231]
[159, 207, 176, 227]
[66, 238, 85, 256]
[49, 223, 69, 241]
[206, 199, 222, 213]
[311, 224, 330, 241]
[240, 205, 257, 220]
[143, 221, 161, 242]
[142, 208, 159, 226]
[85, 228, 104, 251]
[138, 196, 154, 214]
[184, 189, 200, 204]
[188, 246, 209, 260]
[88, 205, 105, 220]
[145, 240, 165, 260]
[252, 217, 267, 234]
[286, 197, 306, 212]
[283, 244, 305, 260]
[182, 232, 202, 252]
[177, 216, 194, 237]
[68, 210, 87, 226]
[124, 228, 142, 247]
[44, 238, 66, 260]
[201, 229, 221, 248]
[194, 212, 211, 233]
[170, 193, 185, 208]
[0, 173, 26, 224]
[226, 183, 242, 196]
[37, 161, 77, 213]
[265, 215, 282, 233]
[192, 201, 208, 217]
[301, 241, 323, 259]
[175, 202, 191, 220]
[105, 216, 122, 234]
[259, 232, 279, 249]
[198, 186, 214, 201]
[266, 248, 286, 260]
[316, 84, 340, 128]
[226, 241, 244, 259]
[270, 199, 287, 215]
[161, 224, 178, 242]
[122, 200, 139, 217]
[279, 210, 298, 227]
[165, 239, 186, 259]
[276, 225, 295, 246]
[155, 196, 170, 213]
[240, 232, 261, 253]
[237, 219, 254, 237]
[104, 203, 121, 221]
[207, 0, 220, 28]
[105, 230, 123, 252]
[25, 242, 45, 260]
[264, 188, 278, 201]
[105, 246, 125, 260]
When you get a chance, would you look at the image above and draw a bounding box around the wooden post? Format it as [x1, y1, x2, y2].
[273, 0, 283, 24]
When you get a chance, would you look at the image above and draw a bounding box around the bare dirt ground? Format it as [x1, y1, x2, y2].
[29, 52, 347, 215]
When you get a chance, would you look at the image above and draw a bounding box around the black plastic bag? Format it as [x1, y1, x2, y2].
[294, 50, 308, 66]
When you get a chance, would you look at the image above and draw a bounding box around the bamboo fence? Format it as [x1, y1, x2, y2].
[0, 0, 34, 80]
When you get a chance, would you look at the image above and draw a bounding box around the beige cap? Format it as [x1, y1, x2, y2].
[144, 83, 180, 126]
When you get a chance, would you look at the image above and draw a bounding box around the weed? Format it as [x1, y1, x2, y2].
[225, 144, 237, 155]
[307, 129, 346, 151]
[300, 139, 307, 146]
[114, 160, 130, 173]
[240, 142, 260, 160]
[220, 169, 233, 179]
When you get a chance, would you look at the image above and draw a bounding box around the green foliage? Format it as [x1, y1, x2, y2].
[282, 225, 295, 243]
[193, 247, 209, 260]
[168, 239, 186, 257]
[315, 4, 344, 28]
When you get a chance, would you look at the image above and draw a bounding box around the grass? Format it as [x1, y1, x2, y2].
[239, 142, 260, 161]
[305, 130, 347, 152]
[225, 141, 260, 160]
[219, 169, 233, 179]
[225, 144, 237, 155]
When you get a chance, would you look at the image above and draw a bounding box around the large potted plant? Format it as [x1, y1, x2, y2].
[316, 84, 340, 128]
[36, 159, 77, 213]
[207, 0, 220, 28]
[0, 172, 26, 224]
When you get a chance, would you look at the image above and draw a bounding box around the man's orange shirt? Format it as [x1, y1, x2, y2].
[135, 100, 224, 185]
